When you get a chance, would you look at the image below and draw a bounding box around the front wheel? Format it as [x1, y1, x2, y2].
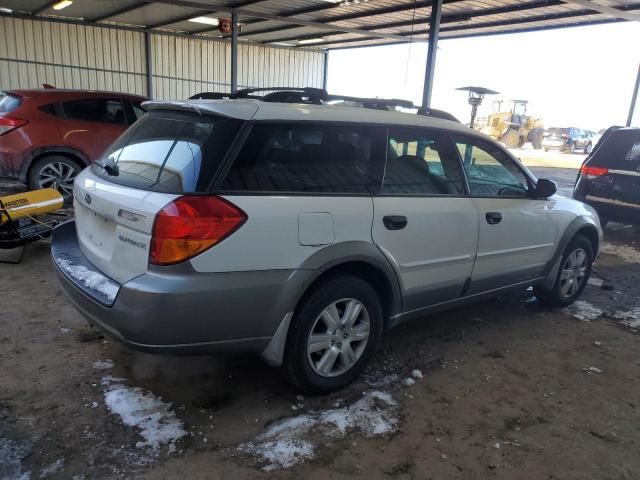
[282, 274, 383, 394]
[537, 235, 593, 307]
[584, 142, 592, 154]
[501, 129, 520, 149]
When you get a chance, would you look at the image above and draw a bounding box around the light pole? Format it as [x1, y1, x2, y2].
[456, 86, 499, 129]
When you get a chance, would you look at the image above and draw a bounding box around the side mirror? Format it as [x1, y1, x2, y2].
[534, 178, 557, 198]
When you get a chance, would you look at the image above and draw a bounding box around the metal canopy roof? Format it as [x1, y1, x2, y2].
[1, 0, 639, 50]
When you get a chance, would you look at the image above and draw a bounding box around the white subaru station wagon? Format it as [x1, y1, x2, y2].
[53, 93, 602, 394]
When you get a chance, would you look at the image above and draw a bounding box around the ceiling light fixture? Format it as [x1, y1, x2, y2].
[52, 0, 73, 10]
[188, 16, 219, 26]
[298, 38, 324, 45]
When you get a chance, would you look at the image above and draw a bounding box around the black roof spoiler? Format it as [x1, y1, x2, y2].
[188, 87, 460, 123]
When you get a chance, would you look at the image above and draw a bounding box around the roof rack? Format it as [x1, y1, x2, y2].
[188, 87, 460, 123]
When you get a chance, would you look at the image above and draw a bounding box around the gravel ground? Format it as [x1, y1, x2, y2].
[1, 179, 639, 480]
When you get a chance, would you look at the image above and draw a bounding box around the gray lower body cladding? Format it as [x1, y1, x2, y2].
[52, 221, 318, 354]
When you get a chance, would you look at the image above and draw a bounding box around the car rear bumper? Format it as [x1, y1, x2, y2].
[52, 220, 316, 354]
[578, 194, 640, 224]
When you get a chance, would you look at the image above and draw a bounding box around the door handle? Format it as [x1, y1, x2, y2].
[485, 212, 502, 225]
[383, 215, 408, 230]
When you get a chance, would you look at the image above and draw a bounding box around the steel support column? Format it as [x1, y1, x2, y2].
[144, 31, 153, 98]
[231, 9, 239, 93]
[322, 51, 329, 91]
[421, 0, 443, 108]
[627, 63, 640, 127]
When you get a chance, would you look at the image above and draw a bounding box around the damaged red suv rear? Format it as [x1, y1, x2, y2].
[0, 88, 146, 199]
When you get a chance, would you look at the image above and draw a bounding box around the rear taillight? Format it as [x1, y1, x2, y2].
[0, 116, 27, 136]
[580, 165, 609, 178]
[150, 195, 247, 265]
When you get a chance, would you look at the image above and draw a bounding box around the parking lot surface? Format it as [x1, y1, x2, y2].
[1, 177, 639, 480]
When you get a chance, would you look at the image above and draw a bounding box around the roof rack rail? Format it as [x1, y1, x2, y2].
[188, 87, 460, 122]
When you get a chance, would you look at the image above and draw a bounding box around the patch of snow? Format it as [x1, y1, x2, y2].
[600, 242, 640, 264]
[563, 301, 603, 322]
[239, 439, 314, 472]
[102, 377, 186, 451]
[0, 437, 32, 480]
[403, 378, 415, 386]
[411, 369, 423, 379]
[494, 442, 501, 449]
[93, 359, 114, 370]
[363, 373, 399, 388]
[239, 391, 398, 471]
[39, 458, 64, 478]
[609, 307, 640, 329]
[56, 257, 119, 302]
[588, 367, 603, 373]
[59, 328, 72, 334]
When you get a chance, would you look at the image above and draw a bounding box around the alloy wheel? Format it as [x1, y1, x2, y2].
[37, 161, 77, 199]
[307, 298, 370, 377]
[559, 248, 588, 298]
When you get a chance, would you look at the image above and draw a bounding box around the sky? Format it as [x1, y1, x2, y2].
[327, 23, 640, 130]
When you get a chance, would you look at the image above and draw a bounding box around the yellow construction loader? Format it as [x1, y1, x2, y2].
[480, 100, 544, 149]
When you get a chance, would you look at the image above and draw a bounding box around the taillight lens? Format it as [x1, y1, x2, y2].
[580, 165, 609, 178]
[0, 116, 27, 136]
[150, 196, 247, 265]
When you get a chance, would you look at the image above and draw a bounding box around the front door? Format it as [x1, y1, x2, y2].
[453, 135, 557, 294]
[372, 128, 479, 313]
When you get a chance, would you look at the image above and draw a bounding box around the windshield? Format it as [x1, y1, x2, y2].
[0, 93, 22, 113]
[92, 110, 242, 193]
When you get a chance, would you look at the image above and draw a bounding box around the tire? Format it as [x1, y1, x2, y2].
[569, 142, 577, 154]
[282, 274, 384, 394]
[537, 235, 593, 308]
[501, 129, 520, 149]
[529, 128, 544, 150]
[584, 142, 592, 154]
[28, 155, 82, 202]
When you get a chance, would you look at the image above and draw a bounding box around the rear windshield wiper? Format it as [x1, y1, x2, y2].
[96, 158, 119, 176]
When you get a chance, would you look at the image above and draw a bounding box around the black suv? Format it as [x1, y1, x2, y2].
[574, 127, 640, 225]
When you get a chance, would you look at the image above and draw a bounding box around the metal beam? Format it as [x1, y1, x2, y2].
[144, 31, 153, 98]
[314, 2, 640, 48]
[231, 9, 239, 94]
[422, 0, 442, 108]
[90, 2, 150, 22]
[562, 0, 640, 21]
[628, 63, 640, 126]
[151, 0, 407, 41]
[322, 51, 329, 91]
[262, 0, 565, 44]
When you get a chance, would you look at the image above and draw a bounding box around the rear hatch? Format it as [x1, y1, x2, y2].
[580, 128, 640, 209]
[72, 107, 247, 285]
[543, 127, 569, 142]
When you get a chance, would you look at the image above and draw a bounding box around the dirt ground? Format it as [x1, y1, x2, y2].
[1, 178, 640, 479]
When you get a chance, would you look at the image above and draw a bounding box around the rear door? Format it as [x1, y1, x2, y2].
[58, 97, 130, 160]
[372, 128, 478, 312]
[453, 135, 557, 294]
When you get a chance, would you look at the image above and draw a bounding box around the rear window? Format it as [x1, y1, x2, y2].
[588, 129, 640, 170]
[0, 93, 22, 113]
[92, 110, 242, 193]
[219, 123, 386, 194]
[547, 128, 568, 135]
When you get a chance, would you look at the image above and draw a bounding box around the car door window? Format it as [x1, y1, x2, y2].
[62, 98, 126, 125]
[455, 137, 530, 197]
[382, 129, 464, 195]
[219, 123, 386, 194]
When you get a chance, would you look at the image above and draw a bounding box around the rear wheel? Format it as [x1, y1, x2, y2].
[501, 129, 520, 149]
[282, 274, 383, 394]
[569, 142, 577, 154]
[584, 142, 593, 154]
[28, 155, 82, 202]
[537, 235, 593, 307]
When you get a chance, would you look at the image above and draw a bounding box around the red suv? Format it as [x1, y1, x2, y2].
[0, 88, 146, 198]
